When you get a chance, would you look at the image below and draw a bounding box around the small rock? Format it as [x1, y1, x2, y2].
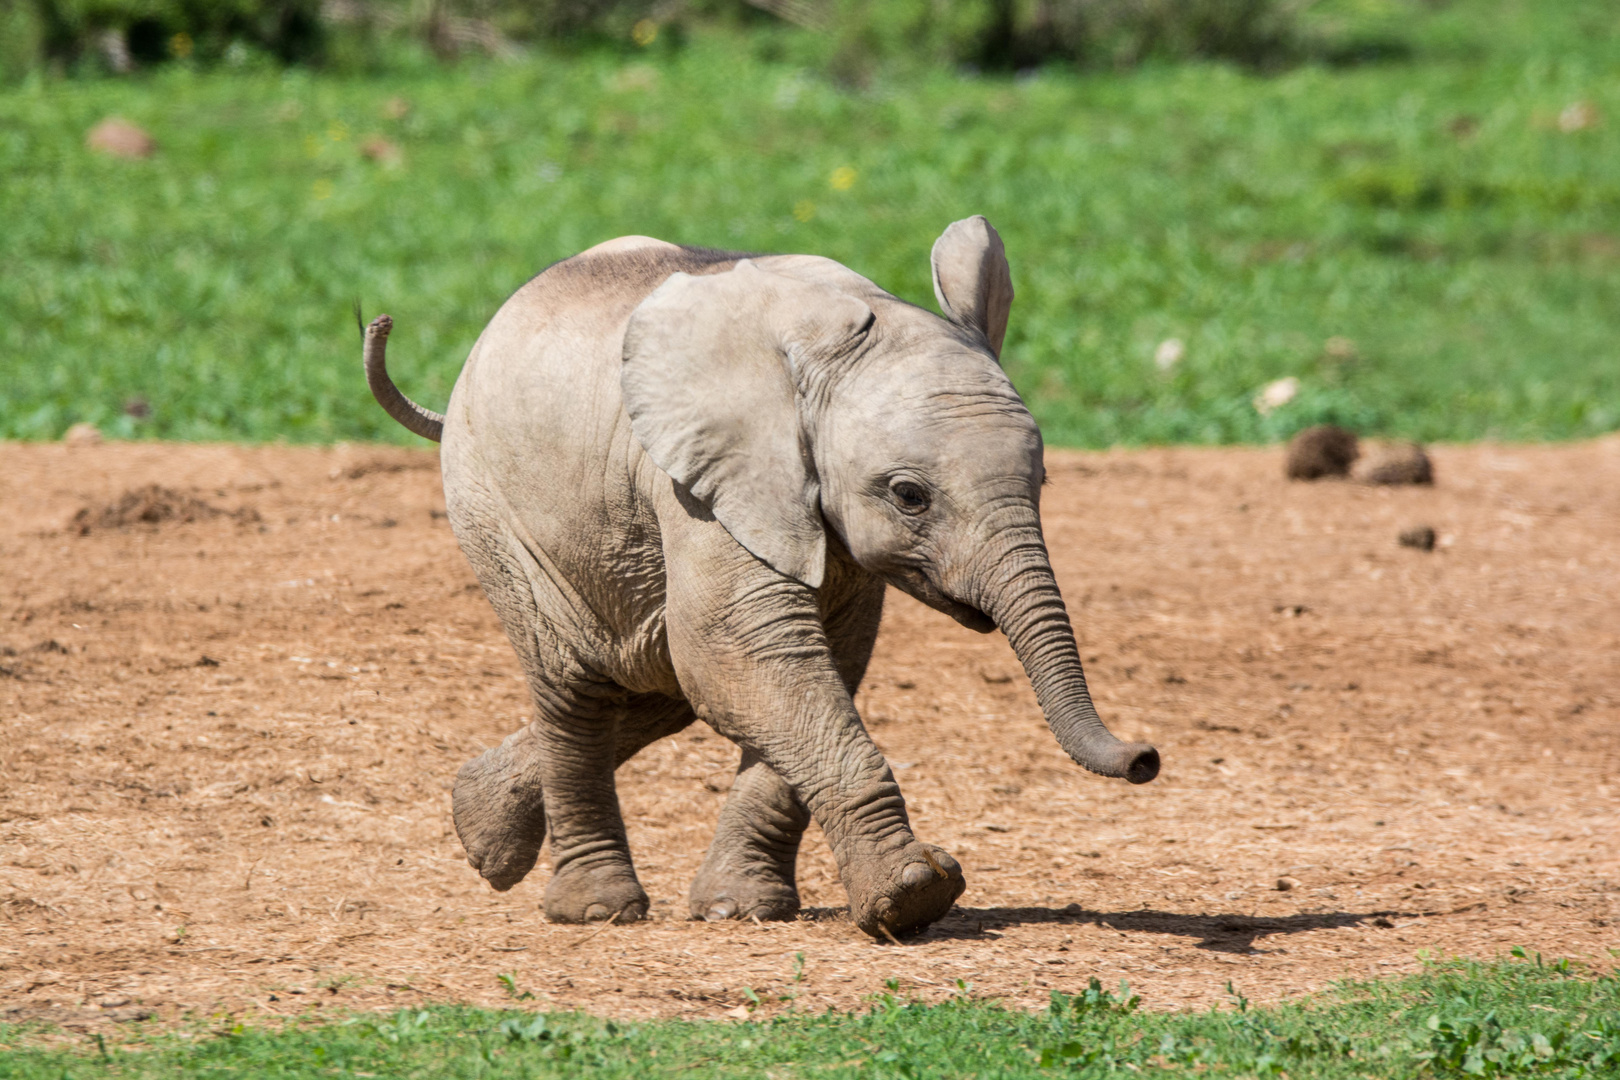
[1399, 526, 1437, 551]
[1559, 100, 1600, 133]
[1154, 338, 1185, 372]
[1285, 424, 1359, 480]
[1253, 376, 1299, 415]
[86, 117, 155, 159]
[1322, 336, 1358, 363]
[1355, 441, 1434, 485]
[1275, 876, 1300, 892]
[360, 136, 402, 167]
[64, 422, 102, 446]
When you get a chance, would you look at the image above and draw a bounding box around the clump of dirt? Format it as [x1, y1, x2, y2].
[72, 485, 257, 534]
[1399, 525, 1437, 551]
[1285, 425, 1360, 480]
[1355, 441, 1434, 485]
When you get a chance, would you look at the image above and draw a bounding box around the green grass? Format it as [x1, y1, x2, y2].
[2, 0, 1619, 448]
[1, 956, 1617, 1078]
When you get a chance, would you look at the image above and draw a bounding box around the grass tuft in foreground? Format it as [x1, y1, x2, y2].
[1, 954, 1616, 1078]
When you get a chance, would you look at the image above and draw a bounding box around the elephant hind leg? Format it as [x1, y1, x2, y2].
[689, 749, 809, 922]
[453, 725, 549, 891]
[454, 693, 693, 895]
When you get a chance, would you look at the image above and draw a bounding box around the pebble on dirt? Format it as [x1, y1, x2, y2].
[1275, 876, 1301, 891]
[1285, 424, 1360, 480]
[1355, 441, 1435, 485]
[85, 117, 155, 159]
[1399, 525, 1438, 551]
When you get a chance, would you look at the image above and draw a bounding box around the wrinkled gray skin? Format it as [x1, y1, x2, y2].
[362, 218, 1159, 939]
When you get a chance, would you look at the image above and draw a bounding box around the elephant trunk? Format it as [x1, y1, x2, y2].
[971, 526, 1159, 785]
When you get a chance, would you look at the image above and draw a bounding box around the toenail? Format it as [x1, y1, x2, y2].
[705, 899, 737, 921]
[901, 863, 934, 889]
[584, 903, 611, 921]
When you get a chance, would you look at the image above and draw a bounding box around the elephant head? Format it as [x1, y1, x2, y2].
[621, 218, 1159, 786]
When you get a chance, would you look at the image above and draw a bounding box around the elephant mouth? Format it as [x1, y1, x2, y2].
[886, 570, 996, 634]
[938, 597, 996, 633]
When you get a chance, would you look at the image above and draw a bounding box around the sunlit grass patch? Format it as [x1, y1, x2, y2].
[1, 1, 1617, 447]
[0, 955, 1616, 1079]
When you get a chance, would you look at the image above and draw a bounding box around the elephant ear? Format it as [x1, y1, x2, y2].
[930, 215, 1015, 359]
[622, 260, 875, 589]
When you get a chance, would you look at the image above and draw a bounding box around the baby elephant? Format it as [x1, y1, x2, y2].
[363, 218, 1159, 939]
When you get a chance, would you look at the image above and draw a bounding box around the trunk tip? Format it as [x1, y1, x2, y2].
[1119, 743, 1159, 784]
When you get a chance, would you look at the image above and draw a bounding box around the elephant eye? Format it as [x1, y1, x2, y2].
[889, 480, 931, 515]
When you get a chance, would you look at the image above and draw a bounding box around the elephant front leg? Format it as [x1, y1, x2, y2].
[690, 750, 809, 922]
[664, 527, 964, 938]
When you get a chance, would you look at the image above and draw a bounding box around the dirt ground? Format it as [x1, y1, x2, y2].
[2, 438, 1616, 1027]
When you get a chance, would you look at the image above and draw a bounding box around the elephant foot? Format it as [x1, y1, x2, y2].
[451, 731, 548, 892]
[543, 858, 649, 924]
[689, 856, 800, 923]
[844, 843, 965, 940]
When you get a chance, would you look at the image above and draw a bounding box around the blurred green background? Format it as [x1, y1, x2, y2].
[2, 0, 1617, 447]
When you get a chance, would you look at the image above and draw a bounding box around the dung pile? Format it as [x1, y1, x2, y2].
[72, 485, 258, 534]
[1355, 441, 1433, 485]
[1399, 526, 1438, 551]
[1284, 426, 1433, 485]
[1284, 425, 1360, 480]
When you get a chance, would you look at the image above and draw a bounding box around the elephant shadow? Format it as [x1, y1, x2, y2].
[900, 904, 1405, 953]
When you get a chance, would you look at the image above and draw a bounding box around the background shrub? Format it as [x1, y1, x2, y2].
[0, 0, 1303, 80]
[824, 0, 1297, 79]
[7, 0, 325, 72]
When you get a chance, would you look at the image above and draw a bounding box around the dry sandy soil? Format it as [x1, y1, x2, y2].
[2, 438, 1617, 1028]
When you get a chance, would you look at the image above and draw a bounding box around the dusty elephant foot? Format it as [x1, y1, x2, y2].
[451, 733, 548, 892]
[688, 858, 800, 923]
[845, 843, 965, 939]
[543, 860, 649, 924]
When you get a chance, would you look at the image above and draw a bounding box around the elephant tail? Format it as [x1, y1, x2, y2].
[364, 314, 445, 442]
